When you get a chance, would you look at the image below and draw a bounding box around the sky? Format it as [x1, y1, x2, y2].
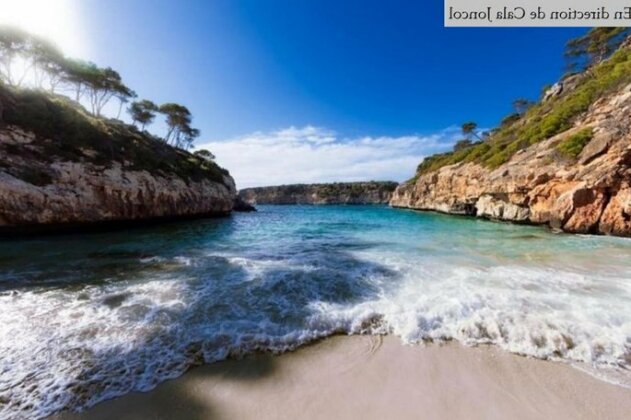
[0, 0, 585, 187]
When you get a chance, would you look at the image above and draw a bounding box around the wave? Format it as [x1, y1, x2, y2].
[1, 206, 630, 418]
[0, 249, 630, 419]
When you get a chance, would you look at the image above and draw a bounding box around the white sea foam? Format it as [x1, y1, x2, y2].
[307, 250, 631, 386]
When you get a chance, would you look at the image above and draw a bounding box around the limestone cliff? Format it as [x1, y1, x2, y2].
[391, 51, 631, 236]
[0, 88, 235, 233]
[239, 182, 398, 205]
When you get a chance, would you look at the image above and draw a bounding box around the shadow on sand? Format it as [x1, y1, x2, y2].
[1, 221, 399, 420]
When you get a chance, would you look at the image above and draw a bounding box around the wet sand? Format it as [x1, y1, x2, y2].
[52, 335, 631, 420]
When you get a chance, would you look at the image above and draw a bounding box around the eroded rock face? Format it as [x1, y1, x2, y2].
[233, 196, 257, 212]
[391, 83, 631, 237]
[599, 185, 631, 235]
[0, 127, 236, 232]
[239, 182, 398, 205]
[476, 194, 530, 222]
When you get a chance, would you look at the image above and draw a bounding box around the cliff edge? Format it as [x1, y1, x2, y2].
[391, 41, 631, 236]
[0, 86, 236, 233]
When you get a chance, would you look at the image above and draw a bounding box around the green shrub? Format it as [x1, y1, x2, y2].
[485, 151, 510, 169]
[453, 139, 473, 151]
[1, 85, 230, 185]
[414, 47, 631, 176]
[556, 128, 594, 158]
[500, 113, 521, 127]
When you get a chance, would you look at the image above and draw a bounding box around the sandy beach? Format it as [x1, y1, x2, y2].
[51, 335, 631, 420]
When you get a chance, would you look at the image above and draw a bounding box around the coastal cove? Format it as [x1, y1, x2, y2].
[1, 205, 630, 418]
[2, 12, 631, 420]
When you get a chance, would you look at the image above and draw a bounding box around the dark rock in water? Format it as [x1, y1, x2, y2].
[233, 196, 257, 212]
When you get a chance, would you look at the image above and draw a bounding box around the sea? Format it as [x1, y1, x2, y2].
[1, 205, 630, 418]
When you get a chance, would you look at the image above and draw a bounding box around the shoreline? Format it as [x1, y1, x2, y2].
[391, 204, 631, 239]
[0, 211, 233, 238]
[51, 335, 631, 420]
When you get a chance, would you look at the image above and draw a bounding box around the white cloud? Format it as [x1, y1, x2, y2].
[196, 125, 461, 189]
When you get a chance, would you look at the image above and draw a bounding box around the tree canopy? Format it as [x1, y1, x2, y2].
[461, 121, 481, 140]
[0, 26, 64, 89]
[512, 98, 533, 114]
[83, 66, 135, 117]
[128, 99, 159, 130]
[159, 103, 200, 149]
[194, 149, 216, 161]
[565, 28, 631, 70]
[0, 24, 204, 152]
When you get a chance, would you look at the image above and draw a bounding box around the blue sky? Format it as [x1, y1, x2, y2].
[11, 1, 587, 187]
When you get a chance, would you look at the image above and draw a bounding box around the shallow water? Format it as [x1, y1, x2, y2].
[1, 205, 630, 418]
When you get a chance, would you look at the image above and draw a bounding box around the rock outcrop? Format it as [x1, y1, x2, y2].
[0, 126, 236, 233]
[233, 196, 257, 212]
[239, 182, 398, 205]
[390, 82, 631, 236]
[0, 86, 237, 233]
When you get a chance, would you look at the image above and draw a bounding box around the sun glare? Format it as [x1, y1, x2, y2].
[0, 0, 86, 57]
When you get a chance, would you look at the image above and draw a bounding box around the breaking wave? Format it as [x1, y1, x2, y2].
[0, 205, 630, 418]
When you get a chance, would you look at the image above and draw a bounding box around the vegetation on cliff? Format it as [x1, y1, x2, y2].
[555, 128, 594, 159]
[415, 28, 631, 177]
[392, 28, 631, 237]
[0, 25, 228, 186]
[0, 84, 229, 186]
[0, 25, 208, 152]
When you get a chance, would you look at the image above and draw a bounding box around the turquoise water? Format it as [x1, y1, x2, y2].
[1, 205, 631, 418]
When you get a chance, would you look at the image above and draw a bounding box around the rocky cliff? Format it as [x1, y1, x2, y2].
[391, 47, 631, 237]
[239, 182, 398, 205]
[0, 87, 235, 233]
